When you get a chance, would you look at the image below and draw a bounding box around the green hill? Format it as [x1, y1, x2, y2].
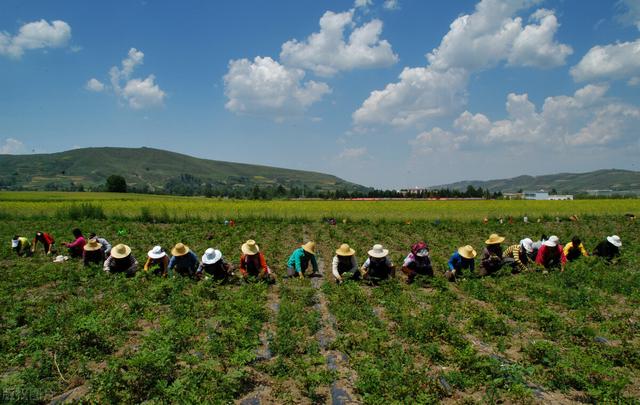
[432, 169, 640, 195]
[0, 147, 368, 194]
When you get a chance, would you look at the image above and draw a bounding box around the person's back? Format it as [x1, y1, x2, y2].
[564, 237, 587, 262]
[593, 235, 621, 262]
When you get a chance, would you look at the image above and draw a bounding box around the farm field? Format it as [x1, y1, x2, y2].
[1, 195, 639, 404]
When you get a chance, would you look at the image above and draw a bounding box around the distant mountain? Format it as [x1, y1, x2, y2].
[0, 147, 369, 194]
[431, 169, 640, 194]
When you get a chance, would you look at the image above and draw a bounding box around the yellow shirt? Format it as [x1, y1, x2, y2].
[563, 242, 588, 257]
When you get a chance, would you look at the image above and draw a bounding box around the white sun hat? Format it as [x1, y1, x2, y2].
[202, 248, 222, 265]
[147, 246, 166, 259]
[543, 235, 560, 247]
[520, 238, 534, 253]
[11, 239, 19, 248]
[368, 244, 389, 258]
[607, 235, 622, 247]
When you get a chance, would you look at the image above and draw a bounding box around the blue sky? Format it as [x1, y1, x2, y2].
[1, 0, 639, 188]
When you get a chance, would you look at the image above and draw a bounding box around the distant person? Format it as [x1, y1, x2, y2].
[32, 231, 55, 255]
[239, 240, 274, 283]
[523, 215, 529, 224]
[169, 243, 199, 278]
[332, 243, 359, 284]
[11, 235, 32, 257]
[144, 246, 169, 276]
[83, 238, 105, 267]
[535, 235, 566, 272]
[360, 244, 395, 284]
[104, 244, 138, 277]
[563, 236, 588, 262]
[287, 241, 318, 279]
[62, 228, 85, 258]
[530, 234, 548, 260]
[593, 235, 622, 263]
[446, 245, 476, 281]
[401, 241, 433, 283]
[197, 248, 232, 282]
[89, 233, 112, 257]
[479, 234, 505, 276]
[502, 238, 534, 273]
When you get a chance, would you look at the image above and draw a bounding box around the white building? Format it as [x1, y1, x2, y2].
[548, 195, 574, 200]
[523, 190, 549, 200]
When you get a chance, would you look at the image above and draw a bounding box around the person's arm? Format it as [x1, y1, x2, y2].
[128, 257, 138, 273]
[192, 252, 200, 271]
[579, 243, 588, 257]
[361, 258, 370, 275]
[559, 246, 567, 270]
[448, 254, 457, 271]
[168, 256, 176, 270]
[31, 237, 38, 252]
[259, 253, 270, 274]
[144, 257, 151, 271]
[294, 250, 302, 273]
[67, 237, 84, 249]
[103, 255, 112, 272]
[350, 256, 358, 272]
[469, 258, 475, 272]
[311, 254, 318, 272]
[163, 256, 171, 277]
[563, 243, 571, 256]
[239, 255, 248, 276]
[535, 246, 545, 265]
[332, 256, 341, 280]
[514, 246, 527, 272]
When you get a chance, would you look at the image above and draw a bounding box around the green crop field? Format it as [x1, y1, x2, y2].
[1, 192, 639, 404]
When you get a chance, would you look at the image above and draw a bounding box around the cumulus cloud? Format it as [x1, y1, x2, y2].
[224, 56, 331, 118]
[122, 75, 165, 109]
[0, 138, 26, 154]
[383, 0, 399, 10]
[354, 0, 373, 9]
[354, 0, 572, 129]
[571, 39, 640, 83]
[0, 19, 71, 59]
[338, 147, 368, 159]
[85, 78, 105, 92]
[616, 0, 640, 30]
[410, 128, 469, 154]
[280, 10, 398, 77]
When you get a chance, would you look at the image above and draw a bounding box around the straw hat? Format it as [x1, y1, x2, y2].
[241, 240, 260, 255]
[202, 248, 222, 265]
[368, 244, 389, 258]
[84, 238, 103, 252]
[302, 241, 316, 255]
[336, 243, 355, 256]
[607, 235, 622, 247]
[171, 243, 190, 257]
[147, 245, 166, 259]
[543, 235, 560, 247]
[520, 238, 534, 253]
[485, 233, 505, 245]
[458, 245, 477, 259]
[111, 244, 132, 259]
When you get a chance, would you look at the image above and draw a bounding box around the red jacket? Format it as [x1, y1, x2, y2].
[535, 244, 566, 267]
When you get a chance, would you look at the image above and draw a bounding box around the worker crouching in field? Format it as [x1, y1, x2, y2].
[564, 236, 588, 262]
[332, 243, 359, 284]
[83, 238, 104, 266]
[62, 228, 86, 258]
[197, 248, 232, 282]
[593, 235, 622, 263]
[361, 244, 395, 285]
[287, 241, 319, 279]
[32, 231, 55, 255]
[479, 234, 505, 277]
[240, 240, 274, 283]
[11, 235, 32, 257]
[502, 238, 534, 274]
[104, 244, 138, 277]
[446, 245, 476, 281]
[401, 241, 433, 284]
[144, 246, 169, 276]
[169, 243, 199, 278]
[535, 235, 566, 272]
[89, 233, 112, 257]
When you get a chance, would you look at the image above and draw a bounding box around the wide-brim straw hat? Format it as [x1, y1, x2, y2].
[202, 248, 222, 264]
[368, 244, 389, 258]
[111, 244, 132, 259]
[241, 240, 260, 255]
[148, 245, 166, 259]
[84, 238, 103, 252]
[336, 243, 355, 256]
[171, 243, 190, 257]
[302, 241, 316, 255]
[458, 245, 477, 259]
[607, 235, 622, 247]
[485, 233, 505, 245]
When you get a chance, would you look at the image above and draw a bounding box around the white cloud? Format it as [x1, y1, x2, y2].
[571, 39, 640, 83]
[338, 147, 368, 159]
[0, 138, 26, 154]
[616, 0, 640, 30]
[280, 10, 398, 77]
[410, 128, 469, 154]
[85, 78, 105, 92]
[122, 75, 165, 109]
[508, 10, 573, 68]
[0, 19, 71, 59]
[354, 0, 373, 9]
[224, 56, 331, 118]
[383, 0, 399, 10]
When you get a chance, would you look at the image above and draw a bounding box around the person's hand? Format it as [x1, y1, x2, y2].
[298, 272, 304, 280]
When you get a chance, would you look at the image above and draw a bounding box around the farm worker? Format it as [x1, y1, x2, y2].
[332, 243, 359, 284]
[535, 235, 566, 272]
[401, 241, 433, 283]
[169, 243, 199, 278]
[478, 234, 505, 276]
[197, 248, 232, 282]
[563, 236, 588, 262]
[445, 245, 476, 281]
[239, 240, 274, 282]
[287, 241, 318, 279]
[593, 235, 622, 263]
[11, 235, 32, 257]
[32, 231, 55, 255]
[83, 238, 104, 266]
[144, 246, 169, 276]
[502, 238, 534, 273]
[62, 228, 86, 258]
[89, 233, 112, 257]
[103, 244, 138, 277]
[361, 244, 395, 284]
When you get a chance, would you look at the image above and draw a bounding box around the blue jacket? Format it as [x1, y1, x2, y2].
[448, 252, 475, 271]
[287, 247, 318, 273]
[169, 251, 199, 271]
